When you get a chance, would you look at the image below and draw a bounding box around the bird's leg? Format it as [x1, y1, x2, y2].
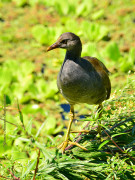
[58, 105, 87, 153]
[96, 103, 103, 138]
[58, 105, 74, 152]
[70, 104, 103, 136]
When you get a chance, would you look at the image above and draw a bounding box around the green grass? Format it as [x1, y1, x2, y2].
[0, 0, 135, 179]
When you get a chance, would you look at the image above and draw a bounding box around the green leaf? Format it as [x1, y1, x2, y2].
[11, 145, 28, 160]
[132, 125, 135, 135]
[5, 94, 11, 105]
[4, 60, 19, 78]
[35, 141, 53, 161]
[29, 84, 39, 98]
[92, 10, 104, 20]
[21, 160, 36, 178]
[45, 80, 58, 99]
[36, 121, 46, 137]
[55, 1, 73, 16]
[29, 0, 40, 6]
[13, 0, 27, 7]
[26, 118, 33, 135]
[0, 67, 12, 88]
[98, 140, 110, 150]
[35, 79, 47, 100]
[19, 61, 35, 77]
[17, 100, 24, 125]
[22, 104, 42, 114]
[120, 59, 133, 72]
[53, 124, 63, 134]
[64, 19, 82, 35]
[128, 48, 135, 65]
[105, 42, 121, 61]
[32, 24, 48, 44]
[81, 21, 108, 41]
[0, 34, 13, 42]
[32, 25, 56, 45]
[82, 42, 101, 59]
[111, 133, 126, 138]
[43, 116, 56, 135]
[76, 0, 93, 17]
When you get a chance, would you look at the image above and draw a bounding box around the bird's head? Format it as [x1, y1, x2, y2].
[47, 32, 82, 52]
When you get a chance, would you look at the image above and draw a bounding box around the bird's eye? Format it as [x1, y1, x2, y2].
[61, 39, 67, 44]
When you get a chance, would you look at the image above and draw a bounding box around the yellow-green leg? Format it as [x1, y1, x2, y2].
[58, 105, 87, 153]
[71, 104, 103, 135]
[97, 103, 103, 138]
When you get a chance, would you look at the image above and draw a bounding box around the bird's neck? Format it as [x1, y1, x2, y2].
[65, 45, 82, 61]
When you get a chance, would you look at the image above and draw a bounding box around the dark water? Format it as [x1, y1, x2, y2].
[60, 103, 88, 120]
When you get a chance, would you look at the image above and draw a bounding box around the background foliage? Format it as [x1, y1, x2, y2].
[0, 0, 135, 179]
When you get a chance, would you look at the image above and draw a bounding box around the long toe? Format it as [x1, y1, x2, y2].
[58, 140, 87, 153]
[68, 141, 87, 151]
[58, 140, 69, 154]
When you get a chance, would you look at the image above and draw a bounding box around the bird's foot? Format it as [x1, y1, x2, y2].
[58, 140, 87, 153]
[58, 140, 68, 153]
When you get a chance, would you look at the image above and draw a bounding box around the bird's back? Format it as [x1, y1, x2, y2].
[57, 56, 111, 105]
[83, 56, 111, 100]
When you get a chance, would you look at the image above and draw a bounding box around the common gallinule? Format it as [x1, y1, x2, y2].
[47, 32, 111, 153]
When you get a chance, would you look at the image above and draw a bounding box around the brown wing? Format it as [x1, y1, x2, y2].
[83, 56, 111, 99]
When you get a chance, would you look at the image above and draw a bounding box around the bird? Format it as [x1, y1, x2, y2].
[47, 32, 111, 153]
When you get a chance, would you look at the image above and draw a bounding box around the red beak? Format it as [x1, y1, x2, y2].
[47, 42, 60, 52]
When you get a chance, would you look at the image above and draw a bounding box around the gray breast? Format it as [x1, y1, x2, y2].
[57, 59, 106, 105]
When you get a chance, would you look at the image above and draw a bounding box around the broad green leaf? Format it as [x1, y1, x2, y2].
[105, 42, 121, 61]
[32, 25, 56, 45]
[55, 1, 72, 16]
[81, 21, 108, 41]
[4, 60, 19, 79]
[92, 10, 104, 20]
[64, 19, 82, 35]
[11, 146, 28, 160]
[45, 80, 58, 99]
[0, 34, 13, 42]
[29, 0, 39, 6]
[19, 61, 35, 77]
[53, 124, 63, 134]
[76, 0, 93, 17]
[22, 104, 42, 114]
[13, 0, 27, 7]
[29, 84, 39, 97]
[0, 67, 12, 86]
[43, 116, 56, 135]
[119, 58, 133, 72]
[35, 79, 47, 100]
[82, 42, 101, 59]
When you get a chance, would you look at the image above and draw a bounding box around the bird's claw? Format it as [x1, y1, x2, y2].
[58, 140, 69, 153]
